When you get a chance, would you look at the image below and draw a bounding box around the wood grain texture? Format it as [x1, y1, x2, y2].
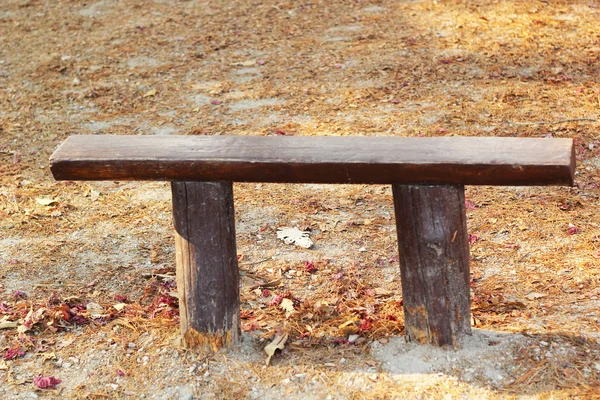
[50, 135, 575, 185]
[172, 181, 240, 350]
[392, 184, 471, 347]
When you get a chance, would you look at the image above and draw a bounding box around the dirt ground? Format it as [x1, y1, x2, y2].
[2, 0, 600, 398]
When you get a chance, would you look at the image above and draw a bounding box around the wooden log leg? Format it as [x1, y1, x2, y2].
[392, 184, 471, 347]
[171, 181, 240, 351]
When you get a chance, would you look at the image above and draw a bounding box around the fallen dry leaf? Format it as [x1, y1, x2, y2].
[525, 292, 547, 300]
[280, 298, 295, 318]
[0, 316, 18, 330]
[113, 303, 127, 312]
[276, 227, 313, 249]
[18, 307, 47, 333]
[264, 333, 288, 366]
[35, 198, 57, 206]
[86, 302, 104, 318]
[231, 59, 256, 67]
[40, 352, 57, 363]
[374, 288, 391, 296]
[143, 88, 157, 97]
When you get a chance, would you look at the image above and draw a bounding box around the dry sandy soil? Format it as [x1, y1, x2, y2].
[2, 0, 600, 398]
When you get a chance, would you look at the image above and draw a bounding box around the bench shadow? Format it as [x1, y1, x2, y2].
[227, 328, 600, 397]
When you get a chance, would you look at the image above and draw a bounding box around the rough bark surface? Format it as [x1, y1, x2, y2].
[392, 184, 471, 347]
[171, 181, 240, 350]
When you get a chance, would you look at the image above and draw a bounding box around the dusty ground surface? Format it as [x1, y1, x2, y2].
[2, 0, 600, 398]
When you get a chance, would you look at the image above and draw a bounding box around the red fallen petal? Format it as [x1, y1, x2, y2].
[114, 295, 129, 303]
[304, 261, 317, 273]
[359, 319, 373, 332]
[332, 269, 345, 280]
[5, 348, 25, 360]
[33, 374, 62, 389]
[465, 200, 477, 210]
[269, 295, 283, 306]
[468, 234, 479, 244]
[13, 290, 27, 300]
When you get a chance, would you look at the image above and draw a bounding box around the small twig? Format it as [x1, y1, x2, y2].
[250, 279, 282, 290]
[517, 252, 531, 263]
[141, 272, 175, 280]
[502, 118, 598, 126]
[240, 256, 273, 267]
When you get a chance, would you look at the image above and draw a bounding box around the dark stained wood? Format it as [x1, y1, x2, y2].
[171, 181, 240, 350]
[50, 135, 575, 186]
[392, 184, 471, 347]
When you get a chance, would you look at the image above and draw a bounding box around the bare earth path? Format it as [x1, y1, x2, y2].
[1, 0, 600, 398]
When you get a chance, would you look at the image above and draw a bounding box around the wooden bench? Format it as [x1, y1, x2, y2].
[50, 135, 575, 350]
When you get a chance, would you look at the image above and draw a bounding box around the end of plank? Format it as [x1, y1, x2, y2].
[49, 136, 77, 181]
[569, 140, 576, 186]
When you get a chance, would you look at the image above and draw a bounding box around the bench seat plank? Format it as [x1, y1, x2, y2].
[50, 135, 575, 186]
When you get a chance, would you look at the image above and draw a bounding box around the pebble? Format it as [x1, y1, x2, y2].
[178, 385, 194, 400]
[250, 391, 261, 400]
[348, 334, 360, 343]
